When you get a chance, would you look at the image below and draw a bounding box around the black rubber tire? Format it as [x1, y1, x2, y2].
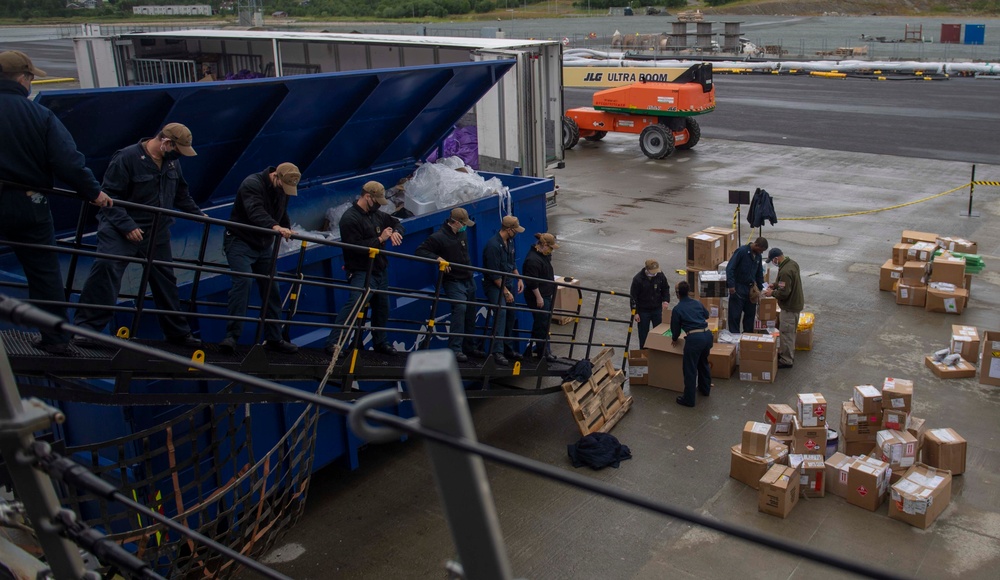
[584, 131, 607, 142]
[639, 124, 674, 159]
[676, 117, 701, 150]
[562, 116, 580, 150]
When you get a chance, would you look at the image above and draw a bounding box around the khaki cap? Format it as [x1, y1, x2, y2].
[645, 259, 661, 274]
[363, 181, 388, 205]
[0, 51, 46, 77]
[536, 232, 559, 249]
[501, 215, 525, 233]
[161, 123, 197, 157]
[275, 162, 301, 196]
[450, 207, 475, 227]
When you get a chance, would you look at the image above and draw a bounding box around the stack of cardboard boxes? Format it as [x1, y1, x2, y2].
[880, 230, 974, 313]
[728, 383, 966, 528]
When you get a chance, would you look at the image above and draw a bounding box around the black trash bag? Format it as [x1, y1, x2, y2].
[567, 432, 632, 470]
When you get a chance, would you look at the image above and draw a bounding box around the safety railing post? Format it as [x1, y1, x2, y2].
[963, 164, 978, 217]
[64, 202, 90, 301]
[282, 240, 309, 341]
[186, 222, 212, 316]
[130, 211, 163, 337]
[405, 351, 513, 580]
[584, 292, 603, 361]
[0, 341, 88, 578]
[255, 233, 283, 344]
[420, 268, 448, 351]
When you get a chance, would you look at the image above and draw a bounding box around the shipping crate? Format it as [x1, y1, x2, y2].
[562, 348, 633, 436]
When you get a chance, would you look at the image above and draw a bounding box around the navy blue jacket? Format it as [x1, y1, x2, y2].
[414, 221, 473, 281]
[227, 167, 291, 252]
[726, 244, 764, 293]
[0, 79, 101, 200]
[522, 247, 555, 298]
[482, 232, 517, 289]
[670, 296, 709, 339]
[630, 269, 670, 311]
[339, 200, 403, 273]
[98, 141, 202, 236]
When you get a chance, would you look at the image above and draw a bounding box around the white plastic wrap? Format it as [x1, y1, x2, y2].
[404, 157, 503, 215]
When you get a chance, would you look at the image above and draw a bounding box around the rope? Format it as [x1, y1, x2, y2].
[497, 185, 513, 221]
[781, 183, 972, 221]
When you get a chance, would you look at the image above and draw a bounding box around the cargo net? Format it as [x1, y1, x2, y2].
[55, 393, 319, 577]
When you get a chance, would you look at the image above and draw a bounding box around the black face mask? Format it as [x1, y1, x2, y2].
[162, 151, 182, 161]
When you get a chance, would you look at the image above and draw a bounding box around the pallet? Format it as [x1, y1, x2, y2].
[561, 347, 634, 436]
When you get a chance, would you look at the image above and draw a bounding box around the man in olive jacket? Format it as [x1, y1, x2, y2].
[764, 248, 803, 369]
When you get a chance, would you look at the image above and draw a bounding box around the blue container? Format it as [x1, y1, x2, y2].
[964, 24, 985, 45]
[3, 60, 553, 473]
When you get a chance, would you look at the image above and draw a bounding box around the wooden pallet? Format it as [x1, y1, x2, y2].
[561, 348, 633, 436]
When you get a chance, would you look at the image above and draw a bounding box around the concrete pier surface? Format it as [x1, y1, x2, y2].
[260, 77, 1000, 578]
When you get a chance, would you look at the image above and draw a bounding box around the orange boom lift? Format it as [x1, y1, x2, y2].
[563, 63, 715, 159]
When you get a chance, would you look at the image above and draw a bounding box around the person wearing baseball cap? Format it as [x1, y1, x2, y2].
[0, 50, 113, 354]
[763, 247, 803, 369]
[481, 214, 526, 366]
[74, 122, 206, 349]
[325, 180, 406, 357]
[522, 232, 560, 362]
[415, 207, 483, 362]
[629, 259, 670, 349]
[219, 163, 304, 356]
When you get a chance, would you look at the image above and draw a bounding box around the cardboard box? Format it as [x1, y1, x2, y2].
[739, 358, 777, 383]
[895, 279, 926, 307]
[852, 385, 882, 415]
[757, 296, 777, 322]
[902, 261, 928, 284]
[797, 393, 827, 428]
[765, 403, 797, 436]
[742, 421, 774, 456]
[697, 270, 728, 298]
[889, 463, 952, 529]
[682, 268, 704, 299]
[740, 333, 777, 362]
[788, 454, 826, 498]
[842, 439, 876, 456]
[892, 243, 912, 266]
[901, 230, 939, 245]
[702, 226, 738, 258]
[825, 452, 854, 499]
[706, 317, 721, 339]
[876, 429, 919, 478]
[881, 377, 913, 413]
[846, 456, 890, 511]
[951, 325, 980, 364]
[930, 254, 966, 287]
[698, 297, 727, 320]
[552, 275, 581, 325]
[907, 415, 927, 448]
[925, 355, 976, 379]
[627, 349, 648, 386]
[791, 418, 828, 454]
[906, 241, 936, 262]
[980, 331, 1000, 387]
[937, 236, 977, 254]
[729, 439, 789, 489]
[795, 327, 814, 351]
[758, 464, 800, 518]
[686, 232, 725, 270]
[879, 259, 904, 292]
[881, 409, 910, 431]
[924, 286, 968, 314]
[923, 428, 966, 475]
[840, 400, 880, 441]
[708, 343, 737, 379]
[643, 324, 685, 391]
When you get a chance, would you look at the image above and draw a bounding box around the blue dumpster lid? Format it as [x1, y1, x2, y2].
[37, 59, 515, 211]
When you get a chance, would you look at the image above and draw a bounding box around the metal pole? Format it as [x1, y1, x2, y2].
[0, 341, 89, 578]
[966, 164, 977, 217]
[405, 351, 513, 580]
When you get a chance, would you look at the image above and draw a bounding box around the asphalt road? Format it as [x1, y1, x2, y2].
[566, 74, 1000, 165]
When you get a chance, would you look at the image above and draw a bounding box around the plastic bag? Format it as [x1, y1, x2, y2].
[322, 202, 352, 238]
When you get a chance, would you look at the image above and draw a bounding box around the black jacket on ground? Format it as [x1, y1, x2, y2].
[522, 247, 555, 298]
[339, 200, 404, 273]
[227, 167, 290, 252]
[414, 221, 473, 281]
[630, 269, 670, 311]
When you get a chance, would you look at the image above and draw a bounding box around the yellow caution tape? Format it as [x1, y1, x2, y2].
[973, 180, 1000, 186]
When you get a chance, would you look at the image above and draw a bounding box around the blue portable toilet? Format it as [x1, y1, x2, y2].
[964, 24, 985, 45]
